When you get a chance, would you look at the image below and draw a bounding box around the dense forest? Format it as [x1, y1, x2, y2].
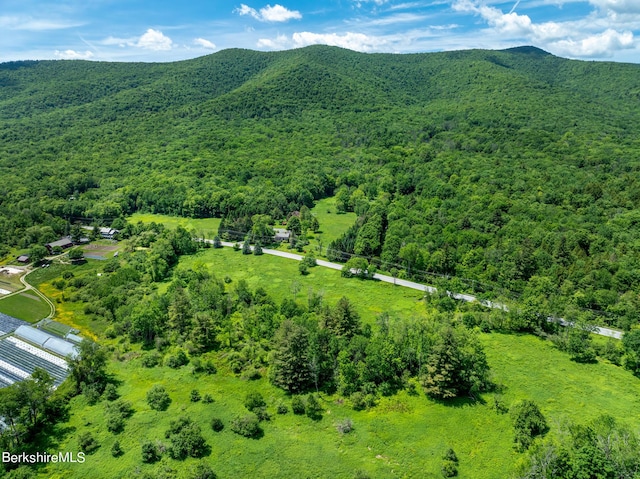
[2, 45, 640, 331]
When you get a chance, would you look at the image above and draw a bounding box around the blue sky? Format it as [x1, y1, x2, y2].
[1, 0, 639, 63]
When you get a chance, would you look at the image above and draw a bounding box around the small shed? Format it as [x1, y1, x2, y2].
[16, 255, 30, 264]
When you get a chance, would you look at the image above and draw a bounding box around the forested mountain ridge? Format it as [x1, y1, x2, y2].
[2, 45, 640, 328]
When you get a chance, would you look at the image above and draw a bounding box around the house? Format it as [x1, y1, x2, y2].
[16, 255, 30, 264]
[81, 226, 120, 239]
[274, 228, 291, 242]
[99, 227, 119, 239]
[45, 237, 74, 254]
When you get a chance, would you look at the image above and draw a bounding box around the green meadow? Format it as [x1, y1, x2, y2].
[128, 213, 222, 238]
[309, 197, 357, 246]
[39, 246, 640, 479]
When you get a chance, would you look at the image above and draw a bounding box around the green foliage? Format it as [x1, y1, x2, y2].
[69, 340, 108, 394]
[189, 463, 217, 479]
[422, 324, 491, 400]
[305, 394, 323, 420]
[244, 391, 266, 412]
[165, 416, 208, 459]
[230, 413, 262, 438]
[111, 440, 123, 457]
[190, 389, 201, 402]
[146, 385, 171, 411]
[141, 440, 160, 463]
[510, 400, 548, 451]
[77, 431, 99, 454]
[291, 396, 306, 415]
[165, 349, 189, 369]
[211, 417, 224, 432]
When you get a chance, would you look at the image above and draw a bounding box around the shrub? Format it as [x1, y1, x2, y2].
[141, 351, 162, 368]
[190, 389, 201, 402]
[77, 432, 99, 454]
[192, 357, 217, 374]
[62, 271, 75, 280]
[141, 440, 159, 463]
[253, 407, 271, 422]
[336, 418, 353, 434]
[147, 384, 171, 411]
[103, 383, 119, 401]
[111, 440, 123, 457]
[510, 400, 548, 451]
[190, 463, 217, 479]
[82, 383, 102, 405]
[441, 460, 458, 477]
[276, 402, 288, 415]
[211, 418, 224, 432]
[244, 392, 266, 412]
[291, 396, 305, 415]
[165, 349, 189, 369]
[202, 394, 214, 404]
[298, 262, 309, 275]
[305, 394, 323, 420]
[230, 414, 262, 438]
[165, 417, 208, 459]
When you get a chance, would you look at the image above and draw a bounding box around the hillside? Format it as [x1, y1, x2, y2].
[2, 45, 640, 327]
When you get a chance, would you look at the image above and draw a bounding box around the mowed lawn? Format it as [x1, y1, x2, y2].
[0, 291, 50, 322]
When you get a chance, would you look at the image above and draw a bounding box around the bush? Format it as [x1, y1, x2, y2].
[166, 417, 208, 459]
[202, 394, 214, 404]
[306, 394, 323, 420]
[276, 402, 288, 415]
[211, 418, 224, 432]
[190, 463, 217, 479]
[441, 460, 458, 477]
[244, 392, 266, 412]
[141, 440, 159, 463]
[77, 432, 99, 454]
[510, 400, 548, 451]
[111, 440, 123, 457]
[105, 399, 134, 434]
[230, 414, 262, 438]
[192, 357, 217, 374]
[291, 396, 306, 415]
[147, 384, 171, 411]
[141, 351, 162, 368]
[336, 418, 353, 434]
[82, 383, 102, 405]
[165, 349, 189, 369]
[298, 262, 309, 275]
[253, 407, 271, 422]
[103, 383, 119, 401]
[190, 389, 201, 402]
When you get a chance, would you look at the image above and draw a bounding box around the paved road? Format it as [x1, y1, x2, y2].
[214, 240, 623, 339]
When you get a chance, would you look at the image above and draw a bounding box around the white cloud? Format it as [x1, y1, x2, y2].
[551, 28, 634, 56]
[136, 28, 173, 51]
[451, 0, 637, 58]
[589, 0, 640, 14]
[194, 38, 216, 50]
[0, 15, 83, 31]
[257, 31, 388, 52]
[235, 4, 302, 22]
[54, 49, 94, 60]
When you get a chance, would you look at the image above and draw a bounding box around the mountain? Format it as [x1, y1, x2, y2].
[2, 45, 640, 325]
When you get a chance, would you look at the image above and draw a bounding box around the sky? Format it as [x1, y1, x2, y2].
[1, 0, 639, 63]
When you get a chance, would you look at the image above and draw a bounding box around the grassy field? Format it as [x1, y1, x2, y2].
[308, 196, 357, 252]
[128, 213, 221, 238]
[180, 247, 427, 321]
[0, 291, 50, 322]
[38, 246, 640, 479]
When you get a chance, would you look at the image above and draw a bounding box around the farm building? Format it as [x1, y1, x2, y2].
[45, 237, 74, 254]
[16, 255, 30, 264]
[81, 226, 120, 239]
